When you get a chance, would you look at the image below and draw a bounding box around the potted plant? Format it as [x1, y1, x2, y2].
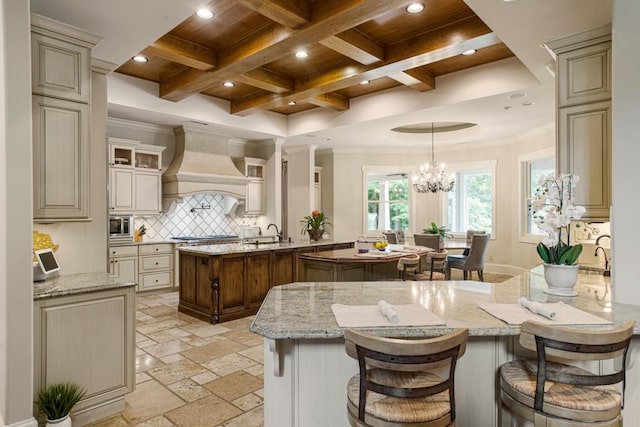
[36, 382, 86, 427]
[531, 174, 585, 296]
[300, 210, 330, 241]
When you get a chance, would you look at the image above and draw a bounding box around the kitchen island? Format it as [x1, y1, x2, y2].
[250, 268, 640, 427]
[176, 240, 354, 323]
[298, 245, 433, 282]
[34, 273, 136, 426]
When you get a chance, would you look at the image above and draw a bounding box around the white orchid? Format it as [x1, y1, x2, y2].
[531, 174, 584, 265]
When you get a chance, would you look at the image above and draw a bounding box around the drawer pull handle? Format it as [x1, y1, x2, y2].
[155, 279, 158, 282]
[155, 248, 159, 251]
[155, 262, 159, 265]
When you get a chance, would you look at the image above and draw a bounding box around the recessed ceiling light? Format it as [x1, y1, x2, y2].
[223, 81, 235, 88]
[294, 50, 308, 59]
[406, 3, 425, 13]
[132, 55, 148, 63]
[196, 8, 214, 19]
[503, 106, 512, 110]
[522, 101, 535, 106]
[508, 92, 527, 99]
[360, 80, 370, 85]
[288, 101, 297, 106]
[462, 49, 477, 56]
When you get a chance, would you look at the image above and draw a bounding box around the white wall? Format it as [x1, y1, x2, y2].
[0, 0, 36, 425]
[611, 0, 640, 304]
[327, 125, 554, 269]
[286, 147, 315, 240]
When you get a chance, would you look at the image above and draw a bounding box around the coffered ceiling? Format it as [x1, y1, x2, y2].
[114, 0, 514, 116]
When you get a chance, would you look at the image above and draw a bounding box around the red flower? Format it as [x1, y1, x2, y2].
[311, 209, 320, 217]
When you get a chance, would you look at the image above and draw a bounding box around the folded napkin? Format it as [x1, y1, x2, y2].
[518, 297, 556, 320]
[402, 245, 428, 252]
[378, 300, 399, 323]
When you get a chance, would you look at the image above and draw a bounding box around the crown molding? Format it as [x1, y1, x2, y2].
[107, 117, 174, 135]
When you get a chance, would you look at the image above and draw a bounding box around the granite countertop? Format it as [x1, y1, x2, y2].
[34, 272, 136, 300]
[250, 266, 640, 339]
[177, 240, 352, 256]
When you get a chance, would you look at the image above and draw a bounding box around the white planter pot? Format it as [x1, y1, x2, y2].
[543, 263, 579, 296]
[46, 415, 72, 427]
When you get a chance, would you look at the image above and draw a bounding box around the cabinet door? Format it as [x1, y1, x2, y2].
[558, 41, 611, 107]
[246, 252, 271, 308]
[109, 168, 135, 212]
[31, 33, 91, 103]
[272, 250, 295, 287]
[314, 184, 321, 212]
[135, 171, 162, 214]
[245, 181, 264, 215]
[558, 100, 611, 220]
[112, 257, 137, 283]
[32, 95, 90, 220]
[219, 254, 246, 315]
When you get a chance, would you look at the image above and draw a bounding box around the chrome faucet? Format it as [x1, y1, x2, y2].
[267, 223, 282, 242]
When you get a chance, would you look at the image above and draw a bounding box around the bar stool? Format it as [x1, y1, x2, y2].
[396, 253, 420, 280]
[499, 320, 635, 426]
[344, 328, 469, 426]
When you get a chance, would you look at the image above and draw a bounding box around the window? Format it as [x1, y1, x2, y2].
[363, 167, 411, 234]
[519, 150, 556, 241]
[444, 160, 496, 236]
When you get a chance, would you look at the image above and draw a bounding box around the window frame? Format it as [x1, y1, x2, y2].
[441, 159, 497, 239]
[518, 148, 555, 243]
[362, 165, 414, 237]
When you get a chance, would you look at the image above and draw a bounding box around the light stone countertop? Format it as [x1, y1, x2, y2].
[33, 272, 136, 300]
[250, 266, 640, 339]
[177, 239, 353, 256]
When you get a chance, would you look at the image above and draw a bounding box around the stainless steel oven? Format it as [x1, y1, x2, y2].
[109, 213, 134, 241]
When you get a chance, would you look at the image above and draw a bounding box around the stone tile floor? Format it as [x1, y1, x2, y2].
[89, 271, 512, 426]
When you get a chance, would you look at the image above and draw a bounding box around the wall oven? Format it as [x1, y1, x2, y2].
[109, 213, 134, 241]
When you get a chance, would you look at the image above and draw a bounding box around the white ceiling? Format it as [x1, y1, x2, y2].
[29, 0, 613, 149]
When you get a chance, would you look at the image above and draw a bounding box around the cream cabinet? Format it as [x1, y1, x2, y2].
[32, 95, 91, 220]
[109, 168, 135, 212]
[108, 245, 138, 284]
[34, 286, 135, 426]
[31, 14, 101, 222]
[314, 166, 322, 211]
[134, 145, 164, 215]
[138, 243, 174, 291]
[546, 25, 611, 221]
[235, 157, 266, 216]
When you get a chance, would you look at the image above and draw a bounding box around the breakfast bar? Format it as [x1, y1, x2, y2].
[250, 268, 640, 427]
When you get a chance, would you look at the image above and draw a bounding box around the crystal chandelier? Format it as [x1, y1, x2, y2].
[411, 123, 455, 193]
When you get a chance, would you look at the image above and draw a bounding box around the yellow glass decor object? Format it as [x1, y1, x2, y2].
[33, 230, 59, 261]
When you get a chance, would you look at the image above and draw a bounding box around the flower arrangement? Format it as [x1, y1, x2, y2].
[531, 174, 585, 265]
[300, 210, 330, 234]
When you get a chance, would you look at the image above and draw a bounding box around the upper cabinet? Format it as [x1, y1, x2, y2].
[31, 14, 102, 222]
[108, 138, 165, 215]
[234, 157, 266, 216]
[546, 25, 611, 221]
[314, 166, 322, 212]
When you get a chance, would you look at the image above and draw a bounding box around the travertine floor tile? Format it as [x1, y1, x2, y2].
[254, 388, 264, 398]
[140, 305, 178, 318]
[136, 415, 175, 426]
[166, 378, 211, 402]
[180, 339, 248, 363]
[165, 395, 241, 427]
[136, 353, 164, 372]
[160, 353, 185, 364]
[202, 353, 257, 377]
[221, 329, 263, 347]
[144, 339, 194, 359]
[204, 371, 263, 401]
[220, 405, 264, 427]
[231, 393, 263, 411]
[137, 339, 158, 349]
[136, 372, 152, 384]
[123, 380, 184, 425]
[149, 359, 207, 385]
[85, 415, 129, 427]
[178, 334, 226, 348]
[239, 345, 263, 364]
[137, 319, 189, 335]
[147, 328, 192, 343]
[180, 322, 231, 338]
[191, 371, 219, 384]
[243, 364, 264, 378]
[220, 317, 254, 331]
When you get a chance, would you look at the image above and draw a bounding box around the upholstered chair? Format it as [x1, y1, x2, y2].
[344, 328, 469, 426]
[445, 234, 490, 281]
[382, 231, 397, 244]
[499, 320, 635, 426]
[396, 253, 420, 280]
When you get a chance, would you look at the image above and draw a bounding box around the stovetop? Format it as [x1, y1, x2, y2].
[170, 235, 239, 241]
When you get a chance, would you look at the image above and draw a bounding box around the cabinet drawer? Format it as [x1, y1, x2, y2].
[140, 254, 173, 272]
[139, 243, 173, 255]
[139, 271, 173, 290]
[109, 245, 138, 257]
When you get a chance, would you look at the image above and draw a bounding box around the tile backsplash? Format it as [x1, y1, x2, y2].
[135, 193, 243, 239]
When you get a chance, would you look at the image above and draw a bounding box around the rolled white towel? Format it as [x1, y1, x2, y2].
[518, 297, 556, 320]
[378, 300, 399, 324]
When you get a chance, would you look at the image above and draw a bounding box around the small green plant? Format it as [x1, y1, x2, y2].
[36, 382, 86, 421]
[300, 210, 330, 234]
[422, 222, 449, 239]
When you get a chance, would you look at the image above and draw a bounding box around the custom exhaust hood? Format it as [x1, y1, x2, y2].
[162, 125, 250, 211]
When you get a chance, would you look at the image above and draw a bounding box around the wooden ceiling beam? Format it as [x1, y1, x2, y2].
[231, 16, 499, 114]
[235, 68, 293, 93]
[237, 0, 310, 28]
[320, 29, 385, 65]
[388, 68, 435, 92]
[307, 92, 349, 110]
[145, 34, 216, 71]
[160, 0, 418, 101]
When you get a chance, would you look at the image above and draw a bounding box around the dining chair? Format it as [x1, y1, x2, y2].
[414, 234, 442, 275]
[445, 234, 490, 281]
[382, 231, 397, 244]
[499, 320, 635, 426]
[425, 249, 448, 280]
[462, 230, 485, 256]
[396, 253, 420, 280]
[344, 327, 469, 426]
